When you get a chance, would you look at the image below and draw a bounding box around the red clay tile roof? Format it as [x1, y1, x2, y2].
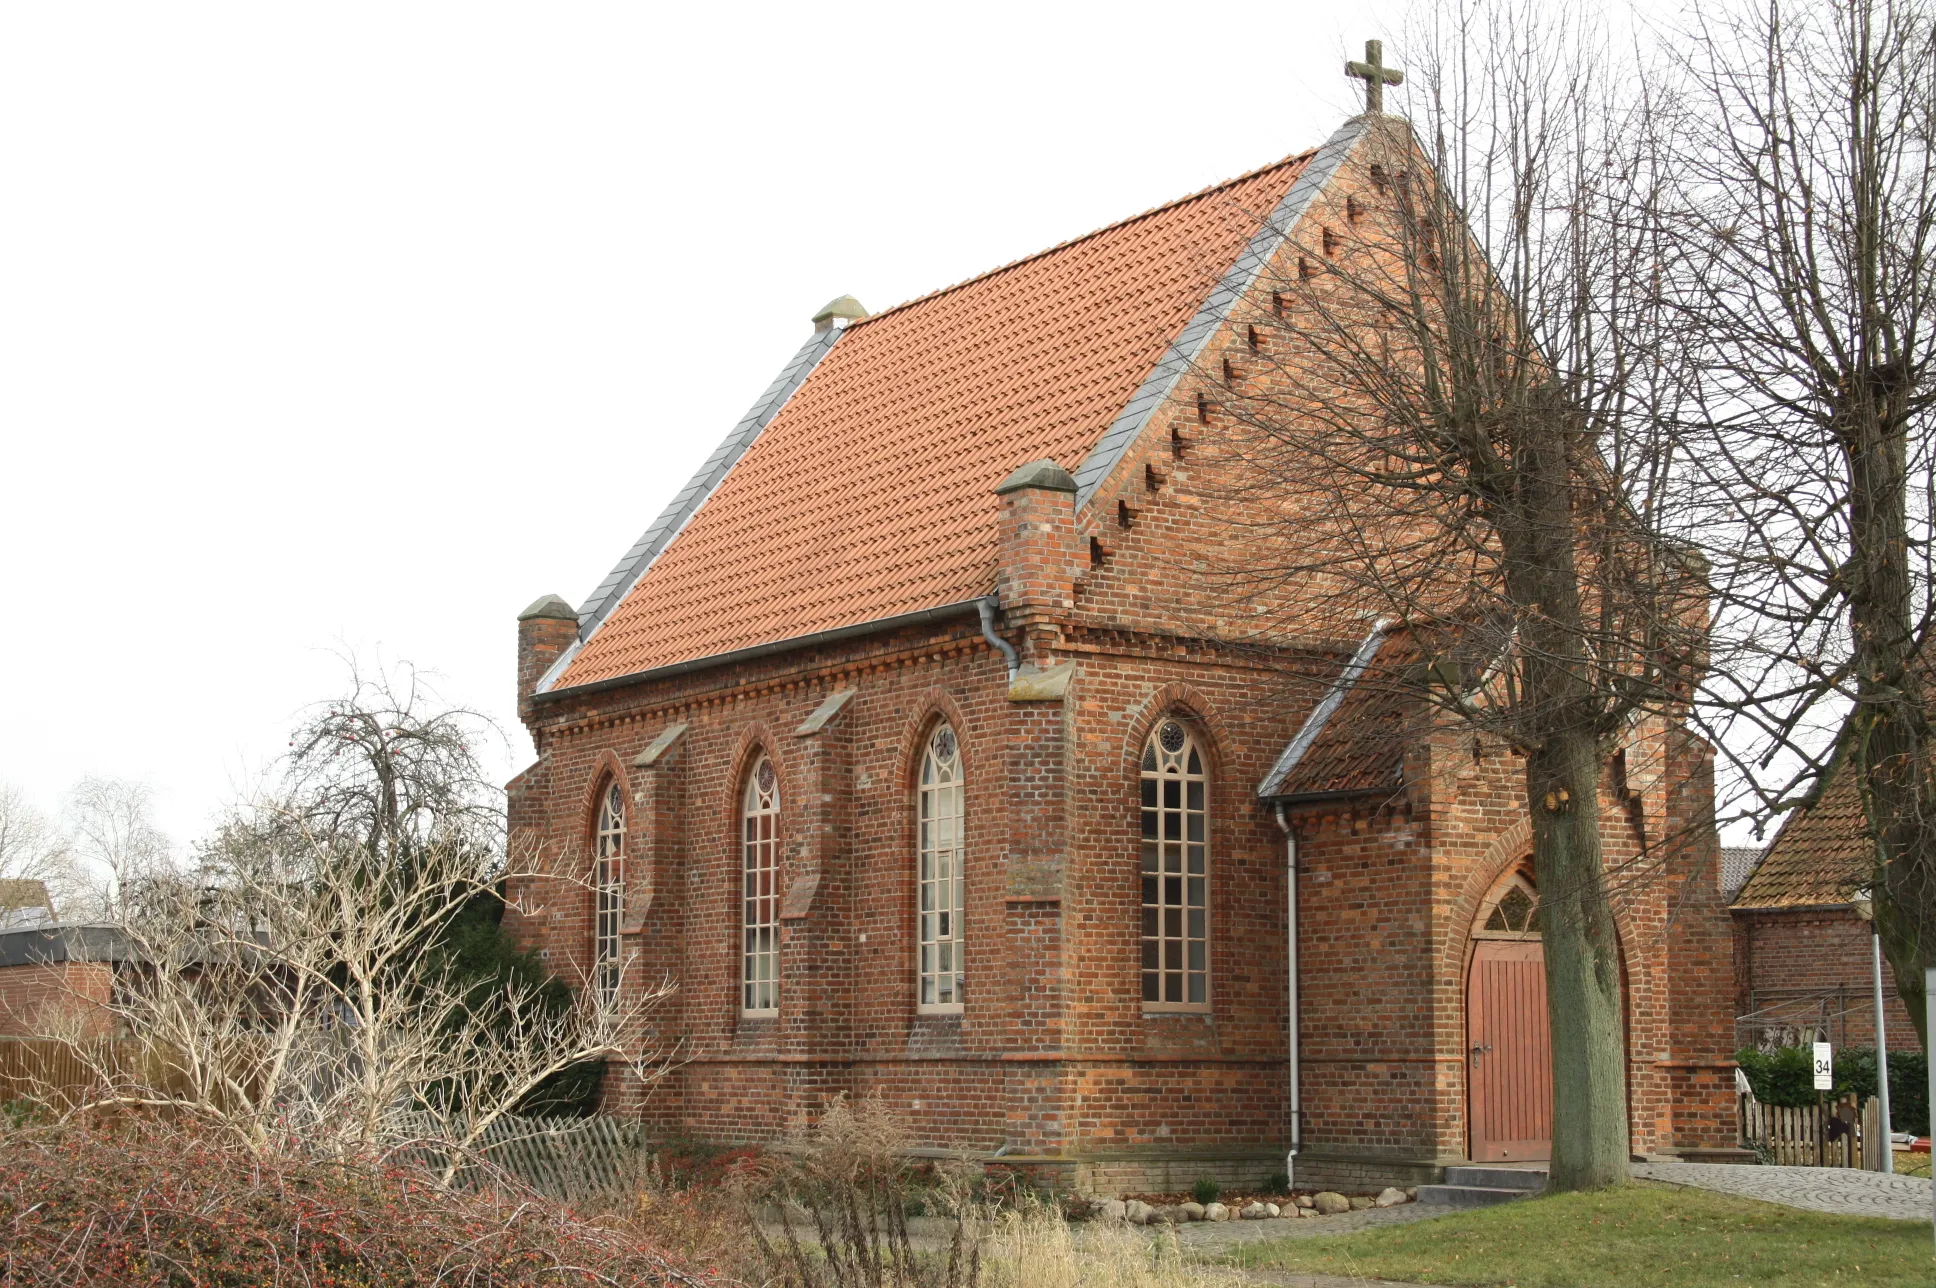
[559, 154, 1313, 687]
[1273, 680, 1411, 797]
[1259, 629, 1415, 799]
[1733, 767, 1873, 909]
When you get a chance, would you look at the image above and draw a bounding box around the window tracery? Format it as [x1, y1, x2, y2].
[1141, 719, 1208, 1008]
[918, 723, 965, 1011]
[742, 755, 781, 1014]
[594, 780, 624, 1004]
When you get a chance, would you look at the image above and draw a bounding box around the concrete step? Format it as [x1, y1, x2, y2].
[1416, 1183, 1534, 1209]
[1442, 1165, 1547, 1192]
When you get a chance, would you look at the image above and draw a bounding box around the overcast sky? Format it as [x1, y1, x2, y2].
[1, 3, 1394, 849]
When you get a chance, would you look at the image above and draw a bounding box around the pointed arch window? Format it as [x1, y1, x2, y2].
[742, 754, 781, 1015]
[1477, 869, 1541, 940]
[594, 780, 624, 1005]
[1141, 719, 1208, 1008]
[918, 723, 965, 1012]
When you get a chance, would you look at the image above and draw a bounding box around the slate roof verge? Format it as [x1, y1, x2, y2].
[536, 325, 846, 695]
[1257, 619, 1401, 800]
[1072, 116, 1370, 509]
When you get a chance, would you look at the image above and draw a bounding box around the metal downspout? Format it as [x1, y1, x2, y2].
[1275, 802, 1300, 1189]
[978, 596, 1019, 681]
[1871, 926, 1893, 1172]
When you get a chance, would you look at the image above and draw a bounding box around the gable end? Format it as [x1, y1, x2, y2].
[1071, 117, 1368, 510]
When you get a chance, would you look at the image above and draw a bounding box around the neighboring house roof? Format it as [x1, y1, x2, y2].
[1719, 846, 1764, 902]
[0, 879, 55, 931]
[1732, 770, 1870, 909]
[553, 123, 1372, 691]
[0, 923, 127, 968]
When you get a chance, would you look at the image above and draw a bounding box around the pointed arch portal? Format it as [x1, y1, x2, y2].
[1466, 865, 1552, 1162]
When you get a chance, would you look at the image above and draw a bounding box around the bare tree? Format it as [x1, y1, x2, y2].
[64, 776, 172, 919]
[1209, 5, 1700, 1189]
[1667, 0, 1936, 1041]
[36, 660, 681, 1182]
[48, 824, 676, 1183]
[279, 656, 505, 865]
[0, 783, 85, 920]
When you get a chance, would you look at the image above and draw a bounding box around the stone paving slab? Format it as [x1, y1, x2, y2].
[1632, 1161, 1933, 1221]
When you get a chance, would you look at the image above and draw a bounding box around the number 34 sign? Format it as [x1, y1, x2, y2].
[1812, 1042, 1834, 1091]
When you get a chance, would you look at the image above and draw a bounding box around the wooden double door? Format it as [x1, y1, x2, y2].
[1466, 939, 1552, 1162]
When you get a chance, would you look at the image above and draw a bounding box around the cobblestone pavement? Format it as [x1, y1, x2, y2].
[1632, 1161, 1934, 1221]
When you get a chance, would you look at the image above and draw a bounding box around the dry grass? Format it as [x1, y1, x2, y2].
[981, 1210, 1240, 1288]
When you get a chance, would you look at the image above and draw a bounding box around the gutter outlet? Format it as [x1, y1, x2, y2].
[979, 596, 1020, 681]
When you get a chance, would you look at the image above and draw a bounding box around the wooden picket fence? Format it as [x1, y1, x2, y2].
[0, 1038, 97, 1109]
[1739, 1093, 1874, 1167]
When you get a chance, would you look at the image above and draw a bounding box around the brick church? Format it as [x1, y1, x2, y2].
[506, 105, 1741, 1192]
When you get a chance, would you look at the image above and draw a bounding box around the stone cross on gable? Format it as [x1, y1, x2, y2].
[1346, 39, 1404, 114]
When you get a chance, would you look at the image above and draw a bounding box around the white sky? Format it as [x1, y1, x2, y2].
[1, 3, 1383, 850]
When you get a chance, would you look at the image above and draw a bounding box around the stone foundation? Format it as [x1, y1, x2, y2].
[1286, 1148, 1452, 1193]
[975, 1145, 1448, 1197]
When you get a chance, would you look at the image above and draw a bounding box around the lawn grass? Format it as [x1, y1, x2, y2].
[1226, 1181, 1932, 1287]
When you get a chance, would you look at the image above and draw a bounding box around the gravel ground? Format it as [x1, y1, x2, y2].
[1168, 1203, 1456, 1253]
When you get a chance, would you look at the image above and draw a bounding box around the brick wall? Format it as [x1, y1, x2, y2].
[1733, 906, 1918, 1052]
[0, 961, 114, 1039]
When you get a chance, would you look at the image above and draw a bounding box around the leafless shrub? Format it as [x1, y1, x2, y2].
[750, 1092, 982, 1288]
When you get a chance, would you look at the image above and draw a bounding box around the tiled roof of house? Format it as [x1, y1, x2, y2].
[1719, 846, 1764, 902]
[1258, 624, 1412, 800]
[1732, 769, 1871, 909]
[553, 143, 1346, 689]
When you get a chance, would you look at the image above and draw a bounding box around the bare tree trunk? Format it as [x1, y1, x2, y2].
[1527, 730, 1629, 1185]
[1846, 400, 1936, 1041]
[1500, 413, 1632, 1188]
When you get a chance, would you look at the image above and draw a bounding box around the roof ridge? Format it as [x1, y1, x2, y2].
[852, 150, 1319, 327]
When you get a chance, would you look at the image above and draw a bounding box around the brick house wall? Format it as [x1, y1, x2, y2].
[0, 961, 114, 1039]
[1733, 907, 1917, 1052]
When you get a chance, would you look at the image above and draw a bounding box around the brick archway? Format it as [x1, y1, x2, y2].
[1454, 825, 1638, 1164]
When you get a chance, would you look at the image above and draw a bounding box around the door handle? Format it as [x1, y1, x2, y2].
[1471, 1044, 1492, 1058]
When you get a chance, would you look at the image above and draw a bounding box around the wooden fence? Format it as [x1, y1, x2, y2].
[0, 1038, 114, 1110]
[392, 1113, 651, 1199]
[2, 1042, 650, 1198]
[1739, 1092, 1879, 1168]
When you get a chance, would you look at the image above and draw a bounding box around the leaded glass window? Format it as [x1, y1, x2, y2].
[1141, 720, 1208, 1007]
[594, 781, 624, 1005]
[918, 724, 965, 1011]
[742, 755, 781, 1015]
[1479, 871, 1541, 938]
